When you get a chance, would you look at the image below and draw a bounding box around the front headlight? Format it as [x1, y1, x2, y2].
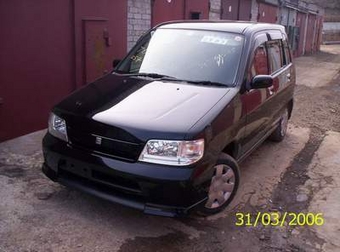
[48, 113, 68, 142]
[138, 139, 204, 166]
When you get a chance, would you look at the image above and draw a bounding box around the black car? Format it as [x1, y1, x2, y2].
[42, 21, 295, 217]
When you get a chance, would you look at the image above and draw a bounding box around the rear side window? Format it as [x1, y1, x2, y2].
[282, 39, 291, 65]
[266, 40, 283, 73]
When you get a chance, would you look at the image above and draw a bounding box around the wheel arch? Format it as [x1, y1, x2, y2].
[222, 141, 240, 160]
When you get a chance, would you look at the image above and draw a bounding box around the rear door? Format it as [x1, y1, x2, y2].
[265, 32, 295, 127]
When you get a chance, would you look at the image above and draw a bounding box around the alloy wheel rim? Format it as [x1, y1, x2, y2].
[205, 164, 235, 209]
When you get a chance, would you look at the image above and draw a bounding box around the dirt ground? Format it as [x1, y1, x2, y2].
[1, 45, 340, 252]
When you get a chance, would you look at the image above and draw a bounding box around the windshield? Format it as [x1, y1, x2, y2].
[116, 28, 244, 86]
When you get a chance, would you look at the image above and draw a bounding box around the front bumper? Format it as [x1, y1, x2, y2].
[42, 133, 208, 217]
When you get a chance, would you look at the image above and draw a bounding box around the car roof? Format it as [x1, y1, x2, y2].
[157, 20, 285, 35]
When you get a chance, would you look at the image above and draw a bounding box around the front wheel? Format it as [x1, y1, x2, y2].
[196, 154, 240, 216]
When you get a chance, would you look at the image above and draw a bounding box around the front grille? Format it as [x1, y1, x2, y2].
[67, 118, 143, 162]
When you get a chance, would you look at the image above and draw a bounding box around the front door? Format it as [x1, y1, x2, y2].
[240, 33, 272, 155]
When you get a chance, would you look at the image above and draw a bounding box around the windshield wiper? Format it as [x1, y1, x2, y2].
[129, 72, 177, 79]
[120, 72, 227, 87]
[185, 80, 227, 87]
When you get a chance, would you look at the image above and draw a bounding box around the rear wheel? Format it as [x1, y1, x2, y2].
[196, 154, 240, 216]
[269, 108, 289, 142]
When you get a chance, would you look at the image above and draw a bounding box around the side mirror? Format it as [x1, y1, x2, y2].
[112, 59, 121, 68]
[250, 75, 273, 89]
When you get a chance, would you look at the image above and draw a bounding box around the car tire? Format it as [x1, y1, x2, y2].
[269, 108, 289, 142]
[196, 153, 240, 216]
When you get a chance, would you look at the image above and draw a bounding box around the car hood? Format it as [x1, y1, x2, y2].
[55, 74, 231, 140]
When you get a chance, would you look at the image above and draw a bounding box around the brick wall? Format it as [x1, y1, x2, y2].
[127, 0, 151, 51]
[209, 0, 221, 20]
[250, 0, 259, 21]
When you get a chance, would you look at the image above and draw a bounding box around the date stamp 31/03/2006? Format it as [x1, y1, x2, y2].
[235, 212, 324, 227]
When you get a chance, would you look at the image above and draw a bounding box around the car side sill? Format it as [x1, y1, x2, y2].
[237, 120, 280, 164]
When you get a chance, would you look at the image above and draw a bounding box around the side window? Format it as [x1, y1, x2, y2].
[249, 43, 269, 80]
[266, 40, 283, 74]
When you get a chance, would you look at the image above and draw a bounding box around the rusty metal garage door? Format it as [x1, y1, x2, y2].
[258, 3, 277, 23]
[222, 0, 252, 21]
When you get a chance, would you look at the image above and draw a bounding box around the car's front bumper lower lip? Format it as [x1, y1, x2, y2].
[42, 163, 206, 217]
